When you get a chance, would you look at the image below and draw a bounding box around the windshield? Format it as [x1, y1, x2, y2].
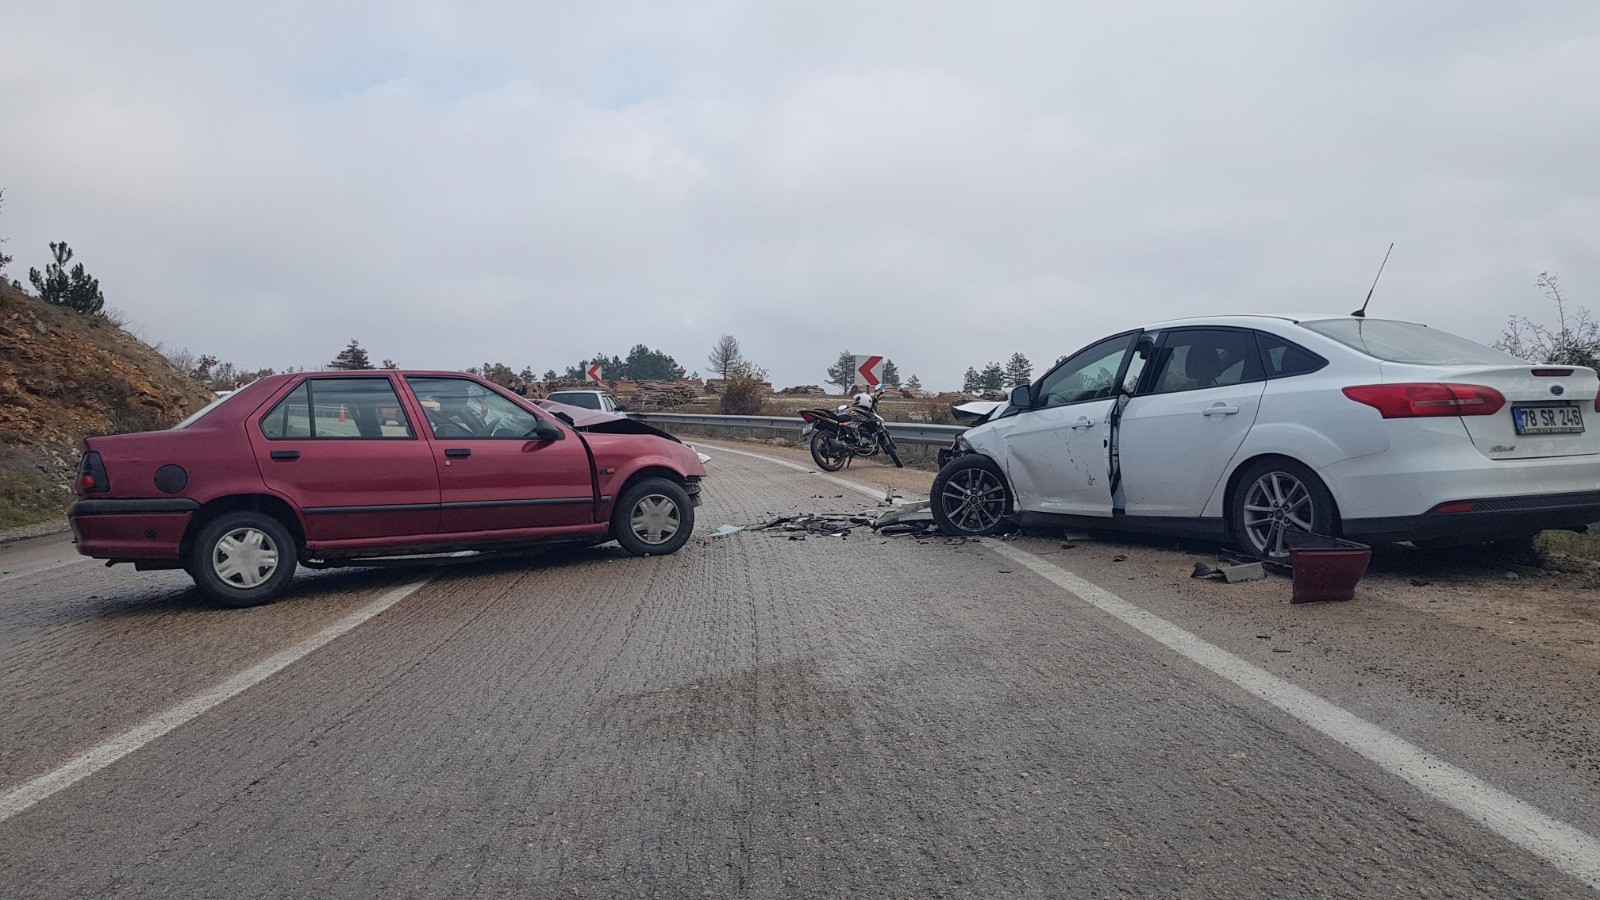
[1299, 319, 1522, 366]
[171, 394, 232, 429]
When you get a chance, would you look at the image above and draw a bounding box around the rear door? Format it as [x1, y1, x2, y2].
[405, 376, 598, 534]
[1118, 328, 1267, 516]
[250, 375, 440, 542]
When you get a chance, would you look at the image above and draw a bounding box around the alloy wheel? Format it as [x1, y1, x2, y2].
[1242, 470, 1315, 558]
[940, 466, 1007, 533]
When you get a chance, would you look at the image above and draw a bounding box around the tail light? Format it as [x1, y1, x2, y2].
[76, 451, 110, 495]
[1341, 383, 1505, 418]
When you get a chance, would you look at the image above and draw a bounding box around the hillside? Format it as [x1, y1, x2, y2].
[0, 281, 214, 528]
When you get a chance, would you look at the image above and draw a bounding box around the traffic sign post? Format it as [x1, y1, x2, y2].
[853, 355, 884, 388]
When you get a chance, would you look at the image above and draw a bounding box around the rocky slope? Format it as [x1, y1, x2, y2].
[0, 281, 213, 527]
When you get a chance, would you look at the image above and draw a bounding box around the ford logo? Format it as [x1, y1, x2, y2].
[1552, 385, 1566, 396]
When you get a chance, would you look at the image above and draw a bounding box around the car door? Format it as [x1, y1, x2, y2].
[405, 376, 597, 534]
[250, 375, 441, 542]
[1117, 328, 1267, 517]
[991, 331, 1142, 517]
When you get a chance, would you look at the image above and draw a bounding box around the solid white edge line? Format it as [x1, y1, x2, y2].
[710, 444, 1600, 892]
[0, 576, 435, 824]
[983, 539, 1600, 892]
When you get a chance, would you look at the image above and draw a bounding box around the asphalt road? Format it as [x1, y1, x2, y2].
[2, 449, 1598, 898]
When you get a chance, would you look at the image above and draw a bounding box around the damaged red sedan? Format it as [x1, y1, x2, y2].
[69, 371, 707, 607]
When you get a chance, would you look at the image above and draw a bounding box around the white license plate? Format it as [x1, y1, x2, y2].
[800, 424, 813, 436]
[1512, 404, 1584, 435]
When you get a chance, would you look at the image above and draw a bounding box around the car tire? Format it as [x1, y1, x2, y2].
[188, 511, 299, 608]
[612, 477, 694, 556]
[1229, 457, 1336, 562]
[931, 455, 1012, 537]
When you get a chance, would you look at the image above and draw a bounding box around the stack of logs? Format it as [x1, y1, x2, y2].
[628, 381, 701, 410]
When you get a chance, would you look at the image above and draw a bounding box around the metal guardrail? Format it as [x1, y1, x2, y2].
[627, 412, 965, 447]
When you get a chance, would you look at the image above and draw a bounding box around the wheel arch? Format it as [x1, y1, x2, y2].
[1218, 453, 1344, 541]
[181, 494, 307, 561]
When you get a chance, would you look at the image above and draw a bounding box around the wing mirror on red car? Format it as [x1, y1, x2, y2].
[528, 419, 565, 441]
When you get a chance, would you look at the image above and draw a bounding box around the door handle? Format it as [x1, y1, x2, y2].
[269, 450, 300, 461]
[1203, 405, 1241, 417]
[444, 448, 471, 458]
[1071, 417, 1096, 430]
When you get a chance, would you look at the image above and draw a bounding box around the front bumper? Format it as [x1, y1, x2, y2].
[68, 498, 198, 561]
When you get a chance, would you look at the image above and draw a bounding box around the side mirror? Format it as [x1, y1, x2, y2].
[529, 418, 565, 442]
[1009, 384, 1033, 409]
[613, 403, 628, 412]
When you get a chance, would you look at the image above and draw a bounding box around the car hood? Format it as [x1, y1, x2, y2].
[533, 399, 681, 443]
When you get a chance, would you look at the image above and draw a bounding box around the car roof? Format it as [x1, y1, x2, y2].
[1139, 313, 1426, 331]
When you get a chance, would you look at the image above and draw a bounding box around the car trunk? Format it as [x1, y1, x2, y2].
[1381, 363, 1600, 460]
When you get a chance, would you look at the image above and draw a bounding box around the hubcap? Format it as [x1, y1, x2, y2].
[212, 527, 280, 588]
[1242, 471, 1314, 558]
[630, 495, 681, 545]
[940, 468, 1006, 532]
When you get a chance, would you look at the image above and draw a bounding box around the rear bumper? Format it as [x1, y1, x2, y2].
[69, 498, 197, 560]
[1343, 490, 1600, 544]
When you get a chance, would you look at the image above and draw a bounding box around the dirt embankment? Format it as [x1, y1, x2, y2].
[0, 282, 213, 528]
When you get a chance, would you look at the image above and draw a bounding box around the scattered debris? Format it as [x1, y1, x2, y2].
[1111, 554, 1127, 563]
[1192, 563, 1217, 579]
[1219, 561, 1265, 583]
[1063, 529, 1092, 541]
[710, 524, 746, 538]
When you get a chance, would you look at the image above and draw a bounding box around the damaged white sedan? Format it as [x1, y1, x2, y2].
[931, 314, 1600, 560]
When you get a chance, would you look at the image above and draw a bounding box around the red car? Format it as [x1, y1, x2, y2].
[69, 371, 707, 607]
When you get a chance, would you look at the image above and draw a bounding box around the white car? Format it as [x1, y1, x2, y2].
[544, 390, 623, 413]
[931, 315, 1600, 559]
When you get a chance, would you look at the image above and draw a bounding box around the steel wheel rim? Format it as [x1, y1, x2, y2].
[1242, 471, 1315, 558]
[940, 467, 1006, 533]
[212, 526, 280, 588]
[630, 494, 681, 545]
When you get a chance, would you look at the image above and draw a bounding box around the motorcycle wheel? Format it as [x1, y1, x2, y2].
[810, 431, 848, 472]
[880, 433, 903, 468]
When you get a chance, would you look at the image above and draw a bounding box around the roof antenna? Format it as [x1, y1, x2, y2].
[1352, 242, 1394, 318]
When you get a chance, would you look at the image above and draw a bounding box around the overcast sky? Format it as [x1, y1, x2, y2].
[4, 1, 1598, 390]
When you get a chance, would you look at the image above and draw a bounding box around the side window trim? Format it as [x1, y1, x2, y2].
[1254, 331, 1329, 379]
[259, 376, 416, 441]
[1142, 326, 1268, 396]
[1030, 329, 1142, 411]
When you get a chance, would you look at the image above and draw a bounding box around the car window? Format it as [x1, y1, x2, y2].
[408, 377, 545, 439]
[1148, 329, 1265, 395]
[1255, 332, 1327, 378]
[1036, 333, 1138, 409]
[260, 378, 414, 440]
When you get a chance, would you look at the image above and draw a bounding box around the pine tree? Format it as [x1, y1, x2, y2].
[881, 359, 901, 386]
[825, 351, 855, 393]
[980, 361, 1006, 391]
[962, 367, 981, 392]
[906, 374, 922, 390]
[29, 242, 105, 314]
[328, 339, 374, 370]
[542, 369, 558, 383]
[1003, 352, 1033, 387]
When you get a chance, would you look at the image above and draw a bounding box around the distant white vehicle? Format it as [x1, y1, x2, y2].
[544, 390, 623, 413]
[932, 314, 1600, 559]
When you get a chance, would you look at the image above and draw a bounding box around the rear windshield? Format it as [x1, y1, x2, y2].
[547, 392, 602, 409]
[1298, 319, 1522, 366]
[171, 394, 231, 429]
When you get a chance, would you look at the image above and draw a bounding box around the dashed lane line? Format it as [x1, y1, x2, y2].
[0, 576, 435, 824]
[717, 443, 1600, 893]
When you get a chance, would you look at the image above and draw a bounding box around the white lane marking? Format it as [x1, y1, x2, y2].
[0, 576, 435, 824]
[984, 539, 1600, 892]
[0, 556, 90, 586]
[715, 445, 1600, 891]
[700, 443, 893, 501]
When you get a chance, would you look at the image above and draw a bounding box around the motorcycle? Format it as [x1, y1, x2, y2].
[797, 404, 903, 471]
